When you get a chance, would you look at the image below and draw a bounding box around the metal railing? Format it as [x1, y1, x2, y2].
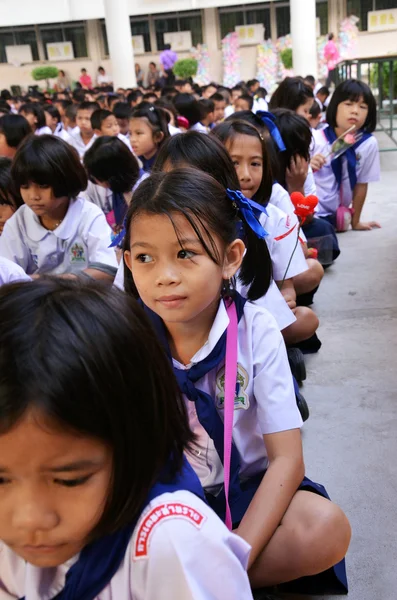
[335, 56, 397, 152]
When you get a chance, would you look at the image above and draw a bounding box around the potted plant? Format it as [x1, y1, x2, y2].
[31, 66, 59, 90]
[173, 58, 198, 80]
[280, 48, 293, 70]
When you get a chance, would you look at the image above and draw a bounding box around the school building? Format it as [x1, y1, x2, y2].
[0, 0, 396, 89]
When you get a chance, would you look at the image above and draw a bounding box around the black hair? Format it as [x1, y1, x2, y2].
[0, 89, 11, 101]
[231, 84, 244, 92]
[142, 92, 157, 102]
[310, 100, 321, 119]
[155, 98, 178, 123]
[0, 278, 193, 539]
[73, 89, 86, 103]
[11, 135, 87, 199]
[78, 101, 100, 113]
[161, 86, 178, 99]
[256, 87, 268, 99]
[164, 43, 171, 50]
[130, 104, 170, 146]
[237, 94, 254, 110]
[328, 32, 334, 40]
[212, 119, 273, 206]
[90, 108, 113, 130]
[173, 93, 202, 126]
[19, 103, 46, 129]
[271, 108, 312, 188]
[175, 79, 188, 87]
[84, 136, 140, 193]
[123, 168, 271, 301]
[54, 99, 72, 111]
[113, 102, 132, 120]
[44, 104, 61, 124]
[65, 103, 78, 122]
[0, 157, 21, 208]
[326, 79, 377, 133]
[202, 83, 218, 93]
[304, 75, 316, 87]
[127, 90, 143, 106]
[316, 86, 330, 99]
[96, 94, 107, 105]
[247, 79, 259, 88]
[210, 92, 226, 104]
[81, 68, 87, 73]
[0, 101, 10, 115]
[149, 61, 156, 68]
[0, 114, 31, 149]
[269, 76, 314, 112]
[98, 66, 105, 73]
[198, 98, 215, 119]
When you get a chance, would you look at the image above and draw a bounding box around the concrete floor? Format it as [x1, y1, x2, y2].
[294, 139, 397, 600]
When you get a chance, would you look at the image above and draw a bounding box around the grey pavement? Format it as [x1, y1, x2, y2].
[286, 137, 397, 600]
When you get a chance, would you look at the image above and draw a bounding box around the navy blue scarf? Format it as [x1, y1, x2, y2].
[111, 191, 128, 228]
[143, 294, 247, 511]
[20, 457, 204, 600]
[139, 153, 157, 173]
[323, 126, 371, 191]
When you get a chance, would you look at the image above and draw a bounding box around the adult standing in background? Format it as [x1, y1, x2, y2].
[147, 62, 160, 87]
[160, 44, 177, 86]
[324, 33, 340, 88]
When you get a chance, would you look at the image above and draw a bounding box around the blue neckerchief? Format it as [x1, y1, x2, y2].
[109, 169, 146, 248]
[226, 189, 268, 239]
[323, 126, 371, 190]
[20, 457, 204, 600]
[112, 191, 128, 228]
[140, 153, 157, 173]
[256, 110, 286, 151]
[143, 294, 247, 512]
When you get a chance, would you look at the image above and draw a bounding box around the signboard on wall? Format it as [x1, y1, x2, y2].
[164, 31, 192, 52]
[235, 24, 264, 46]
[132, 35, 145, 55]
[47, 42, 74, 61]
[5, 44, 32, 65]
[368, 9, 397, 32]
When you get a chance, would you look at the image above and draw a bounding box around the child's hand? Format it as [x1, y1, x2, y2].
[283, 295, 297, 310]
[286, 155, 309, 192]
[352, 220, 381, 231]
[310, 154, 326, 172]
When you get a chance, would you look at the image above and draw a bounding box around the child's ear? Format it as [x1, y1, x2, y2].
[124, 250, 132, 273]
[94, 129, 102, 136]
[154, 130, 164, 145]
[223, 239, 245, 279]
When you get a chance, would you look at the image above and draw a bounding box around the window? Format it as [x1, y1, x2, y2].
[276, 4, 290, 37]
[154, 11, 203, 50]
[219, 4, 271, 41]
[39, 22, 87, 59]
[316, 0, 329, 36]
[0, 26, 39, 63]
[130, 19, 151, 53]
[347, 0, 396, 31]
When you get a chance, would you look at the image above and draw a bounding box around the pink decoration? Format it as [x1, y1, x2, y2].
[339, 15, 359, 61]
[222, 32, 241, 88]
[256, 40, 278, 92]
[191, 44, 211, 86]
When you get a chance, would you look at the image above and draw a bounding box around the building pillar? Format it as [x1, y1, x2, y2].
[203, 7, 219, 53]
[290, 0, 318, 78]
[103, 0, 136, 88]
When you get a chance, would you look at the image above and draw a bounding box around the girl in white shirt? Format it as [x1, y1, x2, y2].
[19, 102, 52, 135]
[122, 167, 351, 595]
[0, 278, 252, 599]
[0, 135, 117, 280]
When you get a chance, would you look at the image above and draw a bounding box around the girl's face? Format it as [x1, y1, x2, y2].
[20, 183, 68, 220]
[296, 97, 314, 122]
[124, 211, 243, 328]
[100, 114, 120, 137]
[335, 96, 368, 132]
[0, 203, 15, 234]
[129, 117, 161, 158]
[225, 134, 263, 199]
[0, 410, 112, 567]
[45, 112, 58, 133]
[20, 111, 37, 131]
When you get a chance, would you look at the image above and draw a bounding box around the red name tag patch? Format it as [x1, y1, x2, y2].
[133, 502, 206, 560]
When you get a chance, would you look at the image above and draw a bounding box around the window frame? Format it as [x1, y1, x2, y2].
[218, 3, 272, 44]
[152, 10, 203, 51]
[39, 21, 88, 59]
[0, 24, 39, 64]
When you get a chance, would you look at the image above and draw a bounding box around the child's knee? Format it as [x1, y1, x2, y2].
[295, 306, 319, 336]
[307, 258, 324, 287]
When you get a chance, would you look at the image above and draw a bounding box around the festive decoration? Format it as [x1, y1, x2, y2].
[222, 32, 241, 88]
[291, 192, 319, 224]
[190, 44, 211, 86]
[256, 40, 278, 92]
[275, 35, 293, 80]
[339, 15, 359, 61]
[317, 35, 328, 80]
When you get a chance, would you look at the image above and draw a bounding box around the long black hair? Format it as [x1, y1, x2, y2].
[123, 167, 272, 301]
[0, 278, 193, 538]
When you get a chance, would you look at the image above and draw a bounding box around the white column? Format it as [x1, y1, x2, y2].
[103, 0, 136, 88]
[290, 0, 318, 78]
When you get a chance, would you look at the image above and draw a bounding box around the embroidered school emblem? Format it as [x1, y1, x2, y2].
[133, 503, 206, 560]
[216, 363, 250, 410]
[70, 243, 85, 262]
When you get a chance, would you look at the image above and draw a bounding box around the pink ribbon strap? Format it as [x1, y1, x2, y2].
[224, 300, 238, 530]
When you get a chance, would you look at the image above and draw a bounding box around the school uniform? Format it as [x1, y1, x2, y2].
[54, 123, 73, 144]
[190, 122, 209, 134]
[169, 123, 182, 136]
[311, 125, 380, 218]
[0, 461, 253, 600]
[67, 125, 80, 137]
[304, 165, 317, 196]
[71, 132, 98, 160]
[0, 257, 31, 286]
[0, 197, 118, 276]
[117, 132, 133, 151]
[36, 126, 52, 136]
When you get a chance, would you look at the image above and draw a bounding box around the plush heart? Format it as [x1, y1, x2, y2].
[290, 192, 318, 222]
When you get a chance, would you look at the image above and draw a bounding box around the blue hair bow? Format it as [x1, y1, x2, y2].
[226, 189, 268, 240]
[256, 110, 286, 152]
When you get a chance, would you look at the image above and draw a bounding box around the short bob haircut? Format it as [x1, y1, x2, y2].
[90, 108, 113, 130]
[19, 102, 46, 129]
[326, 79, 377, 133]
[0, 114, 31, 149]
[123, 167, 272, 302]
[172, 93, 202, 127]
[0, 278, 193, 538]
[11, 135, 87, 199]
[211, 119, 273, 206]
[269, 76, 314, 112]
[84, 136, 140, 193]
[130, 104, 170, 145]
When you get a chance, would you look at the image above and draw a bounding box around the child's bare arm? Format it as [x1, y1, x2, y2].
[277, 278, 296, 310]
[310, 154, 326, 172]
[352, 183, 381, 230]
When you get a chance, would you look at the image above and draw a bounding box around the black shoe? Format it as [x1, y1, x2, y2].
[294, 332, 322, 354]
[252, 589, 281, 600]
[296, 285, 319, 306]
[297, 391, 310, 422]
[287, 347, 307, 382]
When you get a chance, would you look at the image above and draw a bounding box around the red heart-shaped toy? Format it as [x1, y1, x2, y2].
[290, 192, 318, 222]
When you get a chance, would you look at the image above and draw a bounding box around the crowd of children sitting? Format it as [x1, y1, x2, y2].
[0, 71, 380, 599]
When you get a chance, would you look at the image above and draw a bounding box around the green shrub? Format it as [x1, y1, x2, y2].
[280, 48, 293, 70]
[173, 58, 198, 79]
[31, 66, 59, 88]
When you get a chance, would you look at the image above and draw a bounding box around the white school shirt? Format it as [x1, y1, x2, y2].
[36, 126, 52, 136]
[0, 197, 117, 275]
[310, 125, 380, 217]
[0, 257, 31, 285]
[260, 203, 308, 281]
[190, 122, 209, 134]
[84, 172, 149, 217]
[54, 123, 73, 145]
[169, 123, 182, 136]
[117, 132, 133, 151]
[0, 490, 253, 600]
[71, 131, 98, 160]
[180, 300, 303, 492]
[67, 125, 80, 136]
[237, 278, 296, 332]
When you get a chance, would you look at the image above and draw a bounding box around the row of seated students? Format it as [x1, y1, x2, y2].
[0, 73, 380, 599]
